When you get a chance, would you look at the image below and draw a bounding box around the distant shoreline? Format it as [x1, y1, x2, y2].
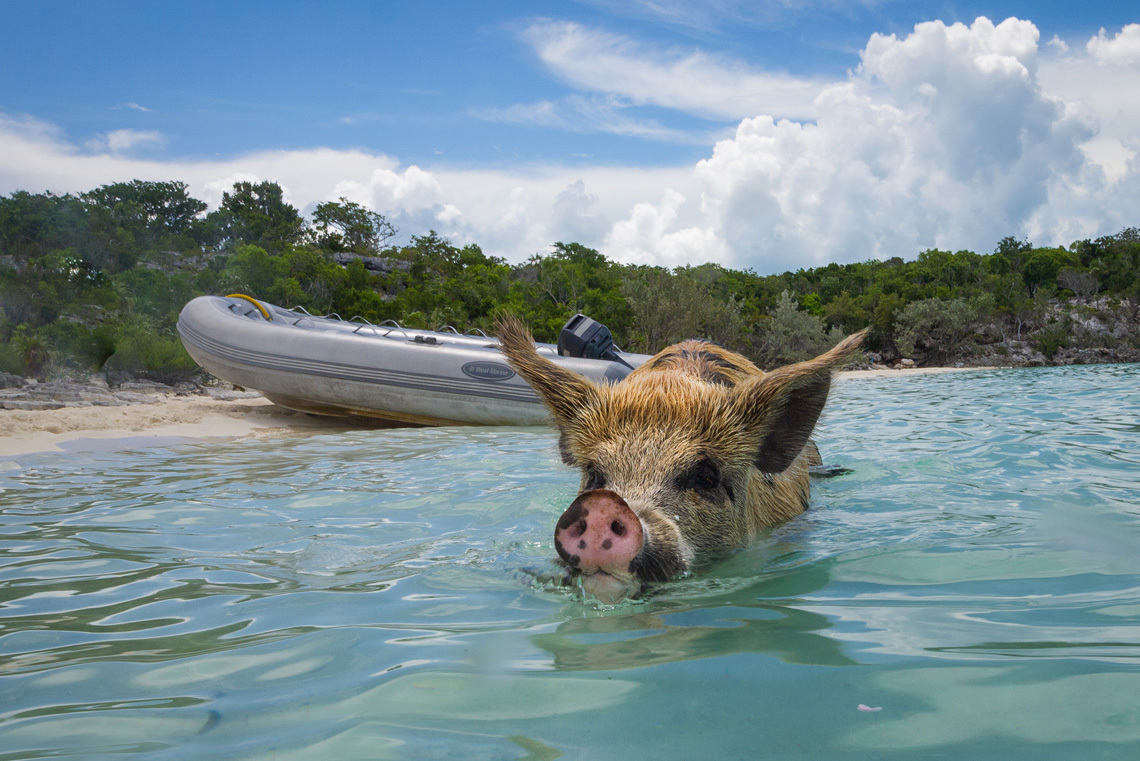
[1, 364, 997, 457]
[835, 365, 981, 380]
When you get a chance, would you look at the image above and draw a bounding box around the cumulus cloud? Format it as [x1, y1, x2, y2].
[605, 17, 1139, 271]
[604, 189, 725, 267]
[1041, 24, 1140, 186]
[522, 20, 824, 121]
[1086, 23, 1140, 66]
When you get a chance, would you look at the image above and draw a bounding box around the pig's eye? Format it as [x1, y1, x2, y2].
[676, 459, 721, 496]
[585, 465, 606, 491]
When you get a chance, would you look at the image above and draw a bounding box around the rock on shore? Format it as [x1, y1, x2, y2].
[0, 372, 260, 411]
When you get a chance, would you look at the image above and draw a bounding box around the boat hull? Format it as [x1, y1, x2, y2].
[177, 295, 645, 426]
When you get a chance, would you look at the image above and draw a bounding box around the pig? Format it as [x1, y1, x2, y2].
[496, 315, 865, 600]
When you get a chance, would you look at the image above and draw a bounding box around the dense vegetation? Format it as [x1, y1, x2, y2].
[2, 179, 1139, 379]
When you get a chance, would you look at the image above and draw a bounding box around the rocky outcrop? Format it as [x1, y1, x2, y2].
[0, 373, 260, 411]
[332, 252, 411, 274]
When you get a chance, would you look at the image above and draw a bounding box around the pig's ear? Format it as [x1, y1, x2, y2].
[496, 314, 601, 427]
[735, 330, 865, 473]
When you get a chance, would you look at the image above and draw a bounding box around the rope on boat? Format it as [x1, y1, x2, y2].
[223, 294, 496, 342]
[225, 293, 272, 321]
[279, 304, 494, 341]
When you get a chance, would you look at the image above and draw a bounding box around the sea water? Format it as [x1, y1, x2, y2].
[1, 363, 1139, 760]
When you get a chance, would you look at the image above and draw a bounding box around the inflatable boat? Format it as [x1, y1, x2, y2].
[177, 294, 648, 426]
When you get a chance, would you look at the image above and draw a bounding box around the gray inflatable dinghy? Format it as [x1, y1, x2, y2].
[177, 294, 648, 425]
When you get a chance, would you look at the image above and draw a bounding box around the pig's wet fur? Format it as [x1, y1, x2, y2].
[497, 315, 865, 600]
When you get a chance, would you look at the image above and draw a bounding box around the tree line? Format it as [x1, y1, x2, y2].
[2, 178, 1138, 379]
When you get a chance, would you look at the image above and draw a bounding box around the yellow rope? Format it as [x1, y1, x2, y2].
[225, 293, 272, 321]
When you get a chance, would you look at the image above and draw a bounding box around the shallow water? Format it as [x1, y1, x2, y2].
[2, 364, 1140, 760]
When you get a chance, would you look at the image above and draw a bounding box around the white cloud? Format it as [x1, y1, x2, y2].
[549, 179, 609, 243]
[104, 129, 166, 153]
[604, 189, 726, 267]
[473, 94, 707, 143]
[1040, 24, 1140, 186]
[1, 18, 1138, 274]
[522, 20, 824, 121]
[611, 17, 1139, 271]
[427, 165, 692, 259]
[83, 128, 167, 154]
[1086, 23, 1140, 66]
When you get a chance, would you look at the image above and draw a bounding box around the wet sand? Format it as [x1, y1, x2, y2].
[1, 365, 987, 457]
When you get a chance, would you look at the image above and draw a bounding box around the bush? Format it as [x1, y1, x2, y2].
[1057, 267, 1100, 300]
[753, 291, 845, 368]
[0, 337, 25, 375]
[102, 320, 198, 375]
[9, 324, 49, 375]
[1032, 321, 1070, 359]
[894, 297, 978, 363]
[41, 321, 117, 372]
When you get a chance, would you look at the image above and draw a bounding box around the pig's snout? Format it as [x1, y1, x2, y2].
[554, 489, 643, 579]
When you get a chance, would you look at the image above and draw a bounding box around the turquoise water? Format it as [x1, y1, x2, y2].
[2, 364, 1140, 760]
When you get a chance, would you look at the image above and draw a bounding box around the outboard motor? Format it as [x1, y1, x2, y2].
[558, 312, 632, 363]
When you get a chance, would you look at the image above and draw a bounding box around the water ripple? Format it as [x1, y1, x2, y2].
[2, 365, 1140, 758]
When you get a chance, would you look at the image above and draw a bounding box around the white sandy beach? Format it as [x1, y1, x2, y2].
[0, 395, 368, 457]
[0, 365, 986, 457]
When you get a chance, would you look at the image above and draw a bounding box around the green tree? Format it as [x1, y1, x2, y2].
[82, 180, 206, 235]
[993, 235, 1033, 275]
[311, 198, 397, 254]
[513, 242, 631, 342]
[1023, 248, 1079, 296]
[620, 267, 745, 354]
[218, 244, 290, 296]
[215, 181, 306, 251]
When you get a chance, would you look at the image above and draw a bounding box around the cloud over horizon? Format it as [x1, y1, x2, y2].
[1, 17, 1138, 274]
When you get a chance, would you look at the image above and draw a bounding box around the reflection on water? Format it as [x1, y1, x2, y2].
[2, 364, 1140, 759]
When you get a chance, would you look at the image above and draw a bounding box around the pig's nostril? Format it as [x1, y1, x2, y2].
[611, 520, 626, 536]
[556, 503, 587, 531]
[564, 518, 587, 540]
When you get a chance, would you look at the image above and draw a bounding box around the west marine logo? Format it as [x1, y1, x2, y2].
[461, 361, 516, 382]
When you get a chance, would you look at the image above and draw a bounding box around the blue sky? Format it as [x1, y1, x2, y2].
[1, 1, 1138, 273]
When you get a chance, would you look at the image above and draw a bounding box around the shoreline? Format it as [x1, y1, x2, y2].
[834, 365, 979, 380]
[1, 365, 993, 458]
[0, 394, 373, 457]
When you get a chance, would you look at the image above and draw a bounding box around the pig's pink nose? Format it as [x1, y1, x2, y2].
[554, 489, 643, 577]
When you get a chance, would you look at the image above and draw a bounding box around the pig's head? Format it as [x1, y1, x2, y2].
[497, 316, 864, 600]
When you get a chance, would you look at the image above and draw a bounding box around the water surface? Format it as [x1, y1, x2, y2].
[2, 364, 1139, 759]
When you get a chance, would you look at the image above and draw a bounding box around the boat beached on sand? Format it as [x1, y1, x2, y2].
[177, 294, 649, 426]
